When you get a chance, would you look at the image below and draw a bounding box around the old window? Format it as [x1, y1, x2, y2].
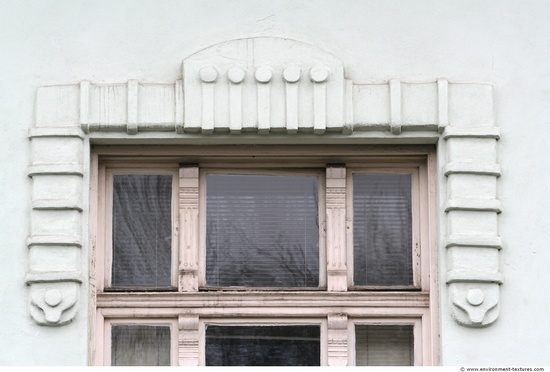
[91, 145, 436, 366]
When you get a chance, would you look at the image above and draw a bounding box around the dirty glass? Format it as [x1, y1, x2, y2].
[111, 324, 170, 366]
[355, 325, 414, 366]
[205, 325, 320, 366]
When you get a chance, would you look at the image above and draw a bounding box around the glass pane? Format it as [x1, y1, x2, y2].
[206, 174, 319, 287]
[111, 325, 171, 366]
[206, 325, 320, 366]
[355, 325, 414, 366]
[353, 173, 413, 286]
[112, 175, 172, 288]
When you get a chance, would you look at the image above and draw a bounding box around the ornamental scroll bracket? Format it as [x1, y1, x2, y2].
[30, 37, 502, 327]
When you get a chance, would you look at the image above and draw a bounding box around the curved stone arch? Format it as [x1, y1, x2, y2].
[29, 36, 502, 328]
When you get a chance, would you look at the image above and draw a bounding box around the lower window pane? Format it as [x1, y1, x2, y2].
[111, 325, 171, 366]
[355, 325, 414, 366]
[205, 325, 320, 366]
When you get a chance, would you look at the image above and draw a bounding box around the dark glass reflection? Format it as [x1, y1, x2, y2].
[112, 175, 172, 288]
[355, 325, 414, 366]
[353, 174, 413, 286]
[206, 174, 319, 287]
[111, 325, 171, 366]
[206, 325, 320, 366]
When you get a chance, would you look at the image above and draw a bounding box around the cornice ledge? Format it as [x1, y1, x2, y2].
[444, 198, 502, 213]
[446, 234, 502, 249]
[444, 162, 501, 177]
[32, 198, 83, 211]
[446, 271, 504, 284]
[96, 291, 430, 308]
[443, 126, 500, 140]
[29, 127, 85, 139]
[26, 271, 83, 284]
[27, 164, 84, 177]
[27, 234, 82, 247]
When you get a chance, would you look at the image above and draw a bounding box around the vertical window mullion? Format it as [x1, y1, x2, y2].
[179, 165, 200, 291]
[326, 165, 347, 291]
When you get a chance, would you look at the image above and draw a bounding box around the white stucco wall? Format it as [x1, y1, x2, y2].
[1, 0, 549, 365]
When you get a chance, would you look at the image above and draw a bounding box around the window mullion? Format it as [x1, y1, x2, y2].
[327, 313, 348, 366]
[326, 165, 347, 291]
[179, 165, 199, 291]
[178, 314, 200, 366]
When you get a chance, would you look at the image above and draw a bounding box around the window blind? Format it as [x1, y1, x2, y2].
[206, 174, 320, 287]
[353, 173, 413, 286]
[112, 175, 173, 288]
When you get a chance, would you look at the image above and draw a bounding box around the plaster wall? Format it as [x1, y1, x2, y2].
[1, 0, 549, 365]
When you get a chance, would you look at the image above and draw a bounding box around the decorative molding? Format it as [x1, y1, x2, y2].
[444, 83, 502, 326]
[178, 314, 199, 366]
[96, 291, 431, 309]
[327, 313, 348, 366]
[30, 37, 502, 329]
[179, 166, 199, 292]
[29, 83, 84, 326]
[326, 166, 347, 291]
[29, 282, 79, 326]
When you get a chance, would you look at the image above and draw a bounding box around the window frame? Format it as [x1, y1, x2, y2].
[98, 164, 180, 292]
[100, 317, 179, 366]
[347, 163, 428, 290]
[199, 317, 328, 366]
[90, 145, 438, 366]
[349, 317, 423, 366]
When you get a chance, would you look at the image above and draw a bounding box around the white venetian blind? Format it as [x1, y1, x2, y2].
[353, 173, 413, 286]
[355, 325, 414, 366]
[112, 175, 173, 288]
[206, 173, 320, 287]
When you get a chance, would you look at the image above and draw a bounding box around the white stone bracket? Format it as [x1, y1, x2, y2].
[28, 85, 84, 325]
[443, 83, 502, 327]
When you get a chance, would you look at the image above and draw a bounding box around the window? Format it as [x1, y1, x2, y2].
[91, 145, 437, 366]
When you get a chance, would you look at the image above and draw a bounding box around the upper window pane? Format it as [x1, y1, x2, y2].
[112, 175, 172, 288]
[206, 174, 319, 287]
[353, 173, 413, 286]
[205, 325, 320, 366]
